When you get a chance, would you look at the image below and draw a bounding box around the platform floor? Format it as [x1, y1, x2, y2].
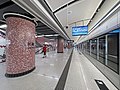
[0, 49, 118, 90]
[64, 49, 118, 90]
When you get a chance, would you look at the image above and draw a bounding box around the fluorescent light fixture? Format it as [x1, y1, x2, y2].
[0, 24, 7, 29]
[53, 34, 59, 36]
[44, 35, 53, 37]
[36, 35, 44, 37]
[44, 34, 59, 37]
[30, 0, 68, 39]
[36, 34, 59, 37]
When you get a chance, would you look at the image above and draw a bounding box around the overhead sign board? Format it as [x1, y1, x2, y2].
[72, 26, 88, 36]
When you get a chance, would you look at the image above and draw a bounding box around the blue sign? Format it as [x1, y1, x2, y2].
[109, 29, 120, 33]
[72, 26, 88, 36]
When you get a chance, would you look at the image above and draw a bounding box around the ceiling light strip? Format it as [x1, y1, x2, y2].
[43, 0, 54, 12]
[54, 0, 84, 13]
[53, 0, 74, 13]
[89, 1, 120, 34]
[38, 0, 71, 40]
[87, 0, 106, 27]
[36, 34, 59, 37]
[54, 0, 78, 13]
[30, 0, 68, 39]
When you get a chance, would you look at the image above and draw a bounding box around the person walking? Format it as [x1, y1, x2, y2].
[42, 44, 47, 58]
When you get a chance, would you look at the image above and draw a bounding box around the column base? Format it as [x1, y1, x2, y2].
[57, 52, 63, 53]
[5, 67, 35, 78]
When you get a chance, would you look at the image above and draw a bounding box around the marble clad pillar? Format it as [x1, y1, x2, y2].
[57, 36, 64, 53]
[3, 13, 37, 77]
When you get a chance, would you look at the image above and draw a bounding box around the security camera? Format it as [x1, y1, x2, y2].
[65, 25, 69, 29]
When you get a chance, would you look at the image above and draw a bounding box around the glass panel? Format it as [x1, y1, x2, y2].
[86, 40, 90, 54]
[84, 41, 89, 55]
[107, 32, 119, 73]
[91, 39, 97, 59]
[99, 36, 105, 64]
[84, 42, 87, 53]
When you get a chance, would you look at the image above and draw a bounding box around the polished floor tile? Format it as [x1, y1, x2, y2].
[0, 49, 118, 90]
[64, 49, 118, 90]
[0, 49, 72, 90]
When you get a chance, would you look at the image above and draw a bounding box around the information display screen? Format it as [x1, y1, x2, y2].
[72, 26, 88, 36]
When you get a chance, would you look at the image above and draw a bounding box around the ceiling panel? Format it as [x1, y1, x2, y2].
[53, 0, 102, 41]
[45, 0, 73, 11]
[55, 0, 102, 27]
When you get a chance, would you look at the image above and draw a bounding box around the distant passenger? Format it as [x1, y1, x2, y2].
[42, 44, 47, 58]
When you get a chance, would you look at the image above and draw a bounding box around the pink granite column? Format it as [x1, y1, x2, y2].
[3, 13, 37, 77]
[57, 36, 64, 53]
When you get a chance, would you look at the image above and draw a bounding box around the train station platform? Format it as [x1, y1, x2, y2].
[0, 49, 118, 90]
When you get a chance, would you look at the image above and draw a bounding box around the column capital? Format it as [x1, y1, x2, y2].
[3, 12, 37, 26]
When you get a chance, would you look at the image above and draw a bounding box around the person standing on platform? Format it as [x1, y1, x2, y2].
[42, 44, 47, 58]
